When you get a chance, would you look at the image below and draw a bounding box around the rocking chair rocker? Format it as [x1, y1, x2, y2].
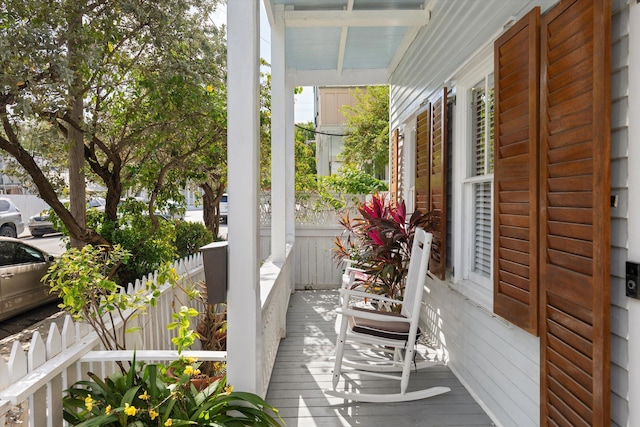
[326, 228, 451, 403]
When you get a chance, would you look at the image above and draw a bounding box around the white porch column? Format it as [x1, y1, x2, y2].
[628, 3, 640, 426]
[226, 1, 262, 394]
[271, 5, 287, 263]
[286, 79, 295, 245]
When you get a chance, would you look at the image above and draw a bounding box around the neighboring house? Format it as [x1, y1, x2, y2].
[228, 1, 637, 426]
[314, 86, 365, 176]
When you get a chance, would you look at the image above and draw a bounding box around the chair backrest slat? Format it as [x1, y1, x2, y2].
[401, 228, 433, 321]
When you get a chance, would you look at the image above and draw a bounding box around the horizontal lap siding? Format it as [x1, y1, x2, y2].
[609, 0, 629, 425]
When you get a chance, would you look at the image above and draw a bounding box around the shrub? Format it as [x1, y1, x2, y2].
[175, 220, 214, 259]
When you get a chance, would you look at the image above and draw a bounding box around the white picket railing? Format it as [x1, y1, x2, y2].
[0, 254, 207, 426]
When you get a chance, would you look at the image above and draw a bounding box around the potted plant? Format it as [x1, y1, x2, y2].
[334, 193, 435, 307]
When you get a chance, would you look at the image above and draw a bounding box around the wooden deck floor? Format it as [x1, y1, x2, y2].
[266, 290, 495, 427]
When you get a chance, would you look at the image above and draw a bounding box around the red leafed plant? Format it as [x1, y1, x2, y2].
[334, 193, 435, 305]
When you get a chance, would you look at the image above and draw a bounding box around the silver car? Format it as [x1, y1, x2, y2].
[0, 198, 25, 238]
[0, 237, 56, 322]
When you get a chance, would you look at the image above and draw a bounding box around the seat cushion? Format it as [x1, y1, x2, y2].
[349, 308, 415, 341]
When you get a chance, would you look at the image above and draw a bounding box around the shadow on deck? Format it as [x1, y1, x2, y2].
[266, 290, 495, 427]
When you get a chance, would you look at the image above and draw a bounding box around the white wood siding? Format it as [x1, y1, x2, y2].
[421, 278, 540, 426]
[610, 1, 630, 425]
[390, 1, 631, 425]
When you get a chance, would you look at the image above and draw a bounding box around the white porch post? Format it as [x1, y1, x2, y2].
[628, 3, 640, 425]
[271, 5, 287, 263]
[226, 1, 262, 394]
[286, 79, 295, 246]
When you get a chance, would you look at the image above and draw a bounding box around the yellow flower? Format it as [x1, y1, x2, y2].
[206, 84, 213, 93]
[185, 357, 196, 364]
[124, 403, 137, 416]
[138, 390, 150, 401]
[84, 394, 94, 411]
[165, 419, 173, 426]
[193, 369, 201, 376]
[184, 365, 194, 375]
[223, 385, 234, 394]
[149, 409, 159, 420]
[105, 405, 112, 414]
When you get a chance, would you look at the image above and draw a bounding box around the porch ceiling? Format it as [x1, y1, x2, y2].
[263, 0, 433, 86]
[263, 0, 550, 87]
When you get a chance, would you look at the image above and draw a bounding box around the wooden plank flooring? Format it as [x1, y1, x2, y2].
[266, 290, 495, 427]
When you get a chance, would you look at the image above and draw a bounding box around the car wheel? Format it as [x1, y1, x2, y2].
[0, 225, 17, 238]
[31, 232, 43, 238]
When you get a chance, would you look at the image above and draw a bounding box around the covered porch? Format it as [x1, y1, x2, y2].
[226, 1, 629, 426]
[265, 290, 494, 426]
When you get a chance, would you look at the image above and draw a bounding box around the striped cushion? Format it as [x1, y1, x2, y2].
[348, 308, 415, 341]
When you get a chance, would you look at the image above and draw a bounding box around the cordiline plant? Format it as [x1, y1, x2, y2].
[334, 193, 435, 306]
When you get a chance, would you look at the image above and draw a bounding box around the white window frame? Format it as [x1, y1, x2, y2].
[451, 46, 495, 307]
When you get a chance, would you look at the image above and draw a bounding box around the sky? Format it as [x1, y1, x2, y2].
[212, 3, 315, 124]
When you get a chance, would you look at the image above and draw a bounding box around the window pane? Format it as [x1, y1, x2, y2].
[471, 81, 486, 176]
[472, 181, 492, 277]
[487, 74, 495, 173]
[471, 77, 495, 177]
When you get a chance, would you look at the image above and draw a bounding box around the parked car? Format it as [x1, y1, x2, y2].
[0, 237, 56, 322]
[220, 193, 228, 224]
[0, 197, 25, 238]
[28, 197, 106, 238]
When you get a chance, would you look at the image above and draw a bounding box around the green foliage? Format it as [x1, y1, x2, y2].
[94, 200, 177, 285]
[334, 193, 435, 306]
[319, 166, 388, 194]
[45, 245, 178, 351]
[167, 306, 201, 355]
[174, 221, 214, 259]
[294, 122, 318, 192]
[62, 356, 283, 426]
[0, 0, 227, 246]
[340, 86, 390, 179]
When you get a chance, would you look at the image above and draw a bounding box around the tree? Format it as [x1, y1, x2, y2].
[0, 0, 225, 246]
[339, 86, 390, 179]
[294, 121, 317, 192]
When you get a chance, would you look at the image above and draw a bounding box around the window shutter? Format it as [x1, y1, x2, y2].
[493, 7, 540, 334]
[429, 89, 447, 280]
[539, 0, 610, 425]
[391, 128, 399, 203]
[415, 107, 430, 213]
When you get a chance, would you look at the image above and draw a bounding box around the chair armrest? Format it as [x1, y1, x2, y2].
[335, 307, 409, 323]
[339, 287, 403, 306]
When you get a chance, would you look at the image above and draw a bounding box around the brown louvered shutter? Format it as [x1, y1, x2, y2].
[415, 107, 430, 213]
[493, 7, 540, 335]
[429, 90, 447, 280]
[539, 0, 611, 425]
[390, 128, 399, 204]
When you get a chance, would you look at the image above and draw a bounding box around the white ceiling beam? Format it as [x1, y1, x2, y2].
[291, 68, 389, 86]
[284, 9, 430, 28]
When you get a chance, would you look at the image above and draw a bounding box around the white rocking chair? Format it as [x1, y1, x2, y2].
[326, 228, 451, 403]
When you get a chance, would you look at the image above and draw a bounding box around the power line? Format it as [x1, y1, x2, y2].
[295, 124, 348, 137]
